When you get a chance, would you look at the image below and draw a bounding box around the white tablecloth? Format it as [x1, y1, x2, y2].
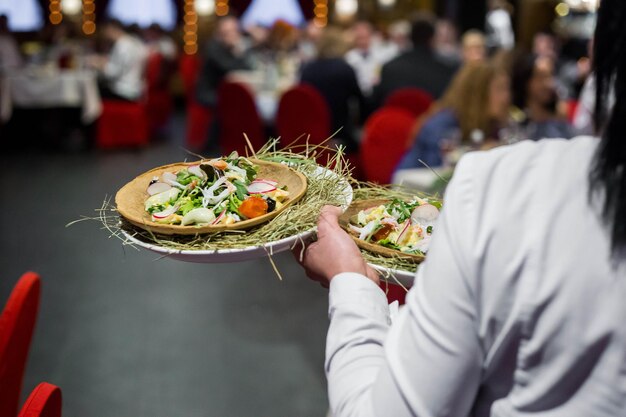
[392, 167, 447, 191]
[0, 68, 102, 123]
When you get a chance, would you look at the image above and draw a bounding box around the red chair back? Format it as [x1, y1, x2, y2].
[96, 101, 149, 149]
[18, 383, 62, 417]
[276, 85, 331, 154]
[384, 88, 433, 118]
[360, 108, 416, 184]
[216, 82, 265, 156]
[146, 53, 163, 92]
[179, 54, 201, 101]
[0, 272, 41, 417]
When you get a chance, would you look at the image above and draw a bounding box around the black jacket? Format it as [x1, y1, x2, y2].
[372, 46, 458, 107]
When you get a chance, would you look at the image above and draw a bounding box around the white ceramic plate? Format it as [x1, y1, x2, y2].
[369, 264, 416, 289]
[119, 166, 353, 263]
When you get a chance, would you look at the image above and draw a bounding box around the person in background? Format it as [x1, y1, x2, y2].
[385, 20, 411, 55]
[433, 19, 461, 66]
[88, 19, 147, 101]
[372, 13, 457, 106]
[145, 24, 177, 61]
[0, 15, 22, 72]
[395, 60, 511, 170]
[461, 30, 487, 64]
[195, 15, 251, 107]
[295, 0, 626, 415]
[298, 20, 323, 64]
[345, 20, 392, 96]
[300, 27, 364, 152]
[512, 53, 573, 140]
[486, 0, 515, 51]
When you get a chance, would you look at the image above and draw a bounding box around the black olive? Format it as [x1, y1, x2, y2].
[266, 197, 276, 212]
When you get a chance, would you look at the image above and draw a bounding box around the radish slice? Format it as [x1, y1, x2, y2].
[211, 210, 226, 225]
[188, 165, 206, 179]
[161, 172, 177, 182]
[411, 204, 439, 224]
[153, 205, 179, 219]
[253, 179, 278, 186]
[147, 182, 172, 195]
[247, 182, 277, 194]
[397, 220, 412, 245]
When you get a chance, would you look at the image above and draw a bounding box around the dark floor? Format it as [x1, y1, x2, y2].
[0, 117, 330, 417]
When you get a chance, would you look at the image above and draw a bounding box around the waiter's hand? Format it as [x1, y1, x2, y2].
[293, 205, 380, 287]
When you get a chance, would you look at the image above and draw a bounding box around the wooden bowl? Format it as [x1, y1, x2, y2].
[339, 199, 425, 263]
[115, 159, 308, 235]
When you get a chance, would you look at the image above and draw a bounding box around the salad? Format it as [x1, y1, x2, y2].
[143, 155, 289, 226]
[348, 198, 441, 256]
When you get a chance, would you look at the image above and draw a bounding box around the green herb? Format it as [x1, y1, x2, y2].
[233, 180, 248, 201]
[426, 226, 433, 234]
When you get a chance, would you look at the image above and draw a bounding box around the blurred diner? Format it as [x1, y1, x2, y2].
[395, 60, 512, 170]
[511, 53, 573, 140]
[87, 19, 148, 101]
[372, 12, 458, 106]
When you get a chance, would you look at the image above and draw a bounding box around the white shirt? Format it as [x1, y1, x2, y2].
[103, 34, 147, 100]
[345, 45, 394, 95]
[326, 136, 626, 417]
[486, 9, 515, 50]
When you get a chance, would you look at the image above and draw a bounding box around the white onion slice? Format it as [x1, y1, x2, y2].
[152, 205, 179, 219]
[147, 182, 172, 196]
[181, 207, 215, 225]
[188, 165, 206, 179]
[359, 221, 379, 241]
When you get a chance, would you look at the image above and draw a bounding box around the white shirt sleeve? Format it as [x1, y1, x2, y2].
[325, 156, 483, 417]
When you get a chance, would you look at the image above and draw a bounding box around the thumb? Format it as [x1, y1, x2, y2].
[317, 205, 343, 235]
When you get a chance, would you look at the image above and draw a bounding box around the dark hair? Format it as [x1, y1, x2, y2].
[410, 13, 436, 48]
[591, 0, 626, 254]
[101, 18, 125, 31]
[511, 53, 558, 113]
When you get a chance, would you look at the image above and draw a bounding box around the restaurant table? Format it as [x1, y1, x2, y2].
[0, 66, 102, 124]
[228, 70, 296, 124]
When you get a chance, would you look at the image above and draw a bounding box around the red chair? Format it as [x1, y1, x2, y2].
[216, 81, 265, 156]
[18, 383, 62, 417]
[381, 282, 408, 305]
[179, 54, 201, 101]
[360, 108, 416, 184]
[146, 53, 173, 134]
[566, 99, 580, 123]
[384, 88, 433, 118]
[96, 100, 150, 149]
[276, 84, 331, 155]
[180, 54, 214, 150]
[0, 272, 41, 417]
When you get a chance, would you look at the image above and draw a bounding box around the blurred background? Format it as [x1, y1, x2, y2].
[0, 0, 599, 416]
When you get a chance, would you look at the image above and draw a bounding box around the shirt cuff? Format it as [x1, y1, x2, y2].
[329, 272, 390, 324]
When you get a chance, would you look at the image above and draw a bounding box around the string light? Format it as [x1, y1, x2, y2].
[216, 0, 229, 16]
[82, 0, 96, 35]
[184, 0, 198, 55]
[49, 0, 63, 25]
[313, 0, 328, 27]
